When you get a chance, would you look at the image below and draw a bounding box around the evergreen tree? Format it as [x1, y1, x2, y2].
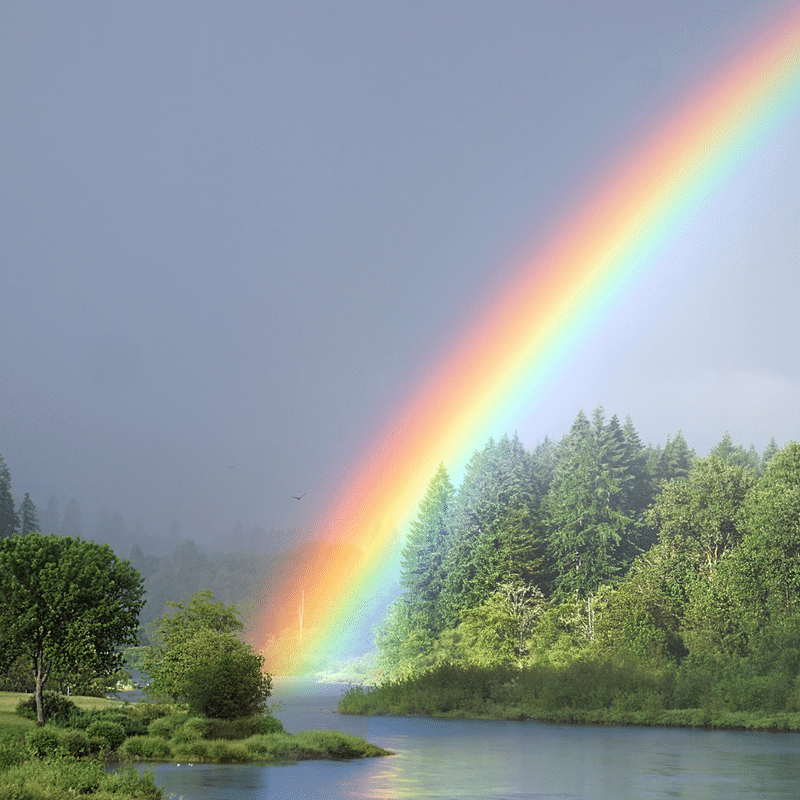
[439, 435, 543, 628]
[17, 493, 40, 535]
[399, 462, 454, 636]
[545, 408, 650, 601]
[761, 437, 779, 471]
[651, 430, 695, 484]
[0, 453, 18, 538]
[710, 431, 760, 473]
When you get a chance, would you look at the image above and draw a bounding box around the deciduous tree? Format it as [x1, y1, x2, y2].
[0, 532, 144, 724]
[145, 590, 271, 719]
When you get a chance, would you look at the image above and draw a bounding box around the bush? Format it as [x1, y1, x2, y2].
[16, 691, 79, 726]
[57, 728, 92, 758]
[120, 735, 173, 761]
[73, 708, 148, 738]
[24, 727, 61, 759]
[147, 714, 186, 740]
[86, 719, 127, 750]
[206, 740, 250, 764]
[122, 700, 173, 726]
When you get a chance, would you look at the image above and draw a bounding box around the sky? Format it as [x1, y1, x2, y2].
[1, 1, 798, 557]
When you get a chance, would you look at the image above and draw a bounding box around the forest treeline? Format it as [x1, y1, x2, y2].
[358, 409, 800, 723]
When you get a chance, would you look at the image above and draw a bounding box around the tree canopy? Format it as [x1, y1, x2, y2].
[145, 590, 271, 719]
[0, 532, 144, 724]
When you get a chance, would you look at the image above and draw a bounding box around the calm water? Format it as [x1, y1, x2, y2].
[140, 678, 800, 799]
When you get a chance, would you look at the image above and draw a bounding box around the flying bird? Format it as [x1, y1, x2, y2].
[291, 493, 306, 500]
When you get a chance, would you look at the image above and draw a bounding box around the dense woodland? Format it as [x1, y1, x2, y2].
[359, 408, 800, 722]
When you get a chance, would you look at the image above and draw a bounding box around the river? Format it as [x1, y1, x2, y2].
[140, 678, 800, 799]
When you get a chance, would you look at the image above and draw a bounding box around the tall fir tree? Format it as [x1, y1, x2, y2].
[439, 435, 543, 628]
[399, 462, 455, 636]
[0, 453, 18, 538]
[544, 408, 651, 601]
[17, 493, 40, 535]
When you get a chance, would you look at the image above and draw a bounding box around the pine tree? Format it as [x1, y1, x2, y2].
[0, 453, 18, 538]
[399, 462, 455, 636]
[439, 435, 543, 628]
[544, 408, 650, 601]
[652, 431, 695, 484]
[17, 493, 40, 535]
[761, 437, 779, 471]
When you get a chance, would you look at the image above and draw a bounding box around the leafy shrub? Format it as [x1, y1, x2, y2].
[24, 727, 60, 759]
[147, 714, 186, 740]
[253, 714, 284, 735]
[171, 716, 211, 744]
[73, 708, 148, 738]
[120, 735, 173, 760]
[123, 700, 173, 726]
[173, 738, 209, 762]
[16, 691, 79, 726]
[86, 719, 127, 750]
[57, 728, 92, 758]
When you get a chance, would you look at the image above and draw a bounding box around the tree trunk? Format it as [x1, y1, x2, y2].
[34, 654, 51, 726]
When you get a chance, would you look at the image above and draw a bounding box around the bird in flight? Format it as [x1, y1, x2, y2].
[291, 493, 306, 500]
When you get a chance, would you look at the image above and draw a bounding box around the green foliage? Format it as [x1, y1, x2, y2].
[0, 532, 144, 724]
[0, 453, 18, 539]
[144, 591, 271, 720]
[184, 641, 272, 719]
[56, 728, 92, 759]
[85, 719, 126, 751]
[0, 758, 160, 800]
[120, 735, 174, 760]
[648, 456, 756, 567]
[16, 692, 79, 726]
[24, 726, 61, 759]
[17, 494, 40, 536]
[545, 409, 652, 601]
[147, 714, 186, 740]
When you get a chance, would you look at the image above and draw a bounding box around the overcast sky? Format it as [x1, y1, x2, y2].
[2, 1, 798, 555]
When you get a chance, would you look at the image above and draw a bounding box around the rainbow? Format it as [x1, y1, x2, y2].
[255, 6, 800, 674]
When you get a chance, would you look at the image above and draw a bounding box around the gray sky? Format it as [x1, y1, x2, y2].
[2, 1, 798, 555]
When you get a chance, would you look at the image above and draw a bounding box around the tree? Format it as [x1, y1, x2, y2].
[0, 532, 144, 724]
[545, 409, 649, 600]
[399, 462, 454, 635]
[439, 435, 542, 627]
[18, 493, 40, 535]
[647, 456, 756, 570]
[145, 590, 271, 719]
[0, 452, 18, 538]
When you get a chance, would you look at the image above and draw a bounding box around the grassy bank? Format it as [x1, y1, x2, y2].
[338, 662, 800, 733]
[0, 691, 391, 800]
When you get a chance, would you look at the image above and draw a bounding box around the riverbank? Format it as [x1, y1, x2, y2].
[338, 663, 800, 733]
[0, 691, 391, 800]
